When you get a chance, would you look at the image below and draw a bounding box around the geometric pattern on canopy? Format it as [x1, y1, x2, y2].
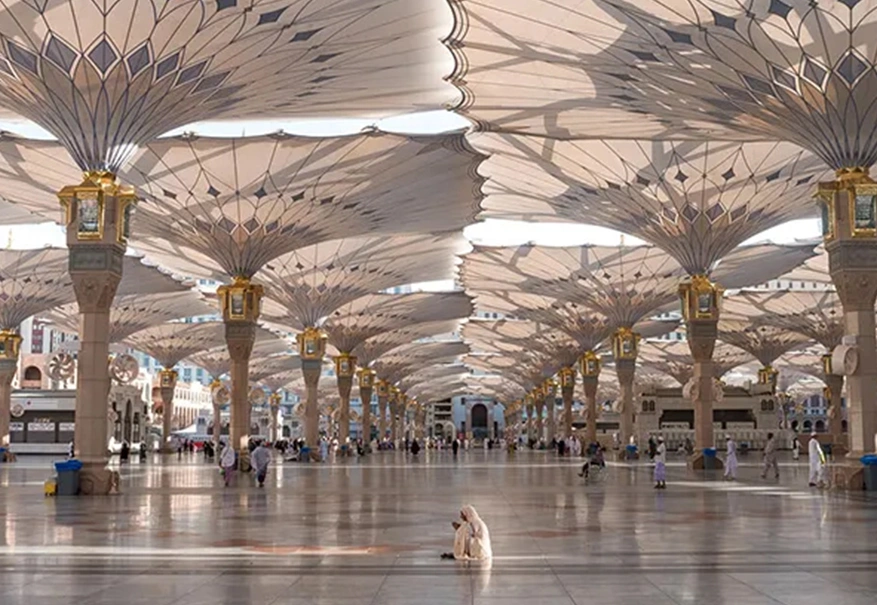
[323, 291, 472, 354]
[638, 340, 753, 386]
[461, 318, 581, 370]
[248, 354, 303, 384]
[399, 364, 469, 393]
[129, 132, 483, 280]
[0, 248, 76, 329]
[0, 0, 459, 170]
[187, 331, 288, 380]
[47, 291, 216, 343]
[123, 321, 227, 369]
[371, 340, 469, 384]
[463, 244, 688, 325]
[446, 1, 877, 169]
[723, 289, 843, 351]
[471, 133, 828, 274]
[258, 233, 469, 329]
[718, 319, 812, 368]
[354, 320, 466, 368]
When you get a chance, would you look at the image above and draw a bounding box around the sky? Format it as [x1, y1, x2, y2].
[0, 110, 822, 251]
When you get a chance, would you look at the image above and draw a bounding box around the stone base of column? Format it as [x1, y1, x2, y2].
[78, 464, 121, 496]
[687, 451, 724, 471]
[829, 461, 865, 490]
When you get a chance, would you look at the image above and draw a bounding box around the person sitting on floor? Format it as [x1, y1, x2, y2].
[441, 505, 492, 561]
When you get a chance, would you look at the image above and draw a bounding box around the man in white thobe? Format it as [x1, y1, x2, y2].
[723, 435, 738, 481]
[808, 432, 825, 487]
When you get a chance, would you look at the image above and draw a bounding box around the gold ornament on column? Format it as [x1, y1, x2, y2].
[559, 367, 576, 388]
[612, 327, 640, 361]
[334, 353, 356, 377]
[679, 274, 722, 321]
[0, 330, 21, 360]
[757, 366, 778, 385]
[579, 350, 601, 377]
[217, 276, 263, 322]
[358, 368, 375, 389]
[376, 379, 389, 397]
[58, 171, 136, 244]
[297, 326, 327, 360]
[159, 368, 178, 388]
[817, 167, 877, 241]
[821, 354, 834, 375]
[542, 378, 556, 398]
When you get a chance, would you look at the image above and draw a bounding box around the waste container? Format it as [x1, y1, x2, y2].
[703, 448, 718, 470]
[0, 447, 6, 463]
[300, 446, 311, 462]
[625, 444, 638, 460]
[54, 459, 83, 496]
[861, 455, 877, 491]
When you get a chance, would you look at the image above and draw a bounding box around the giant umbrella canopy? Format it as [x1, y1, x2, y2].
[129, 132, 481, 453]
[470, 136, 820, 450]
[448, 0, 877, 457]
[258, 232, 468, 447]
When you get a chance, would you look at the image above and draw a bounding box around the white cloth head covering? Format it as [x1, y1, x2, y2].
[811, 431, 818, 437]
[460, 504, 492, 560]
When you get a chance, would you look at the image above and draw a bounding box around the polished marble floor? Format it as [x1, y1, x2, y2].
[0, 449, 875, 605]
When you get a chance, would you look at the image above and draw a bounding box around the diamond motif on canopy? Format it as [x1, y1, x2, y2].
[355, 320, 466, 368]
[248, 354, 303, 384]
[723, 289, 843, 351]
[123, 321, 227, 369]
[130, 132, 482, 280]
[446, 1, 877, 168]
[323, 291, 472, 355]
[187, 331, 288, 379]
[470, 134, 827, 275]
[462, 319, 582, 371]
[259, 233, 469, 330]
[47, 291, 216, 343]
[719, 320, 812, 368]
[0, 0, 460, 170]
[638, 340, 752, 386]
[371, 341, 469, 384]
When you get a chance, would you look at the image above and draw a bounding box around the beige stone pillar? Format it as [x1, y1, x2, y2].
[616, 359, 635, 445]
[377, 381, 389, 440]
[582, 375, 598, 444]
[544, 380, 556, 443]
[212, 400, 222, 452]
[334, 354, 355, 449]
[824, 373, 845, 444]
[0, 334, 21, 449]
[534, 395, 544, 442]
[225, 323, 255, 454]
[559, 367, 575, 438]
[818, 172, 877, 458]
[302, 359, 322, 448]
[688, 322, 718, 450]
[269, 394, 281, 443]
[158, 369, 177, 453]
[526, 400, 535, 442]
[58, 172, 135, 494]
[358, 369, 375, 447]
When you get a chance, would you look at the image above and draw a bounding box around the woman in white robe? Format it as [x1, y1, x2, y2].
[443, 505, 493, 561]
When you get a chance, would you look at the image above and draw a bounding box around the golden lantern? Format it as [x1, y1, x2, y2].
[217, 276, 264, 322]
[296, 326, 327, 360]
[58, 171, 136, 244]
[612, 327, 640, 361]
[817, 167, 877, 241]
[357, 368, 376, 389]
[678, 274, 722, 321]
[158, 368, 178, 388]
[580, 350, 601, 377]
[334, 353, 356, 377]
[376, 379, 389, 397]
[559, 366, 576, 389]
[542, 378, 556, 398]
[758, 365, 778, 385]
[0, 330, 21, 361]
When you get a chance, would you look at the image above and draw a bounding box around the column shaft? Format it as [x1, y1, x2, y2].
[534, 401, 544, 442]
[583, 376, 598, 444]
[160, 384, 175, 452]
[687, 320, 718, 450]
[561, 385, 574, 438]
[378, 396, 388, 439]
[824, 374, 845, 444]
[616, 359, 635, 445]
[360, 386, 373, 444]
[212, 402, 221, 453]
[0, 361, 16, 448]
[337, 375, 352, 445]
[225, 323, 255, 453]
[302, 359, 321, 448]
[545, 394, 555, 443]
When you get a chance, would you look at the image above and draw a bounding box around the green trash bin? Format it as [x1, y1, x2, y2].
[703, 448, 718, 470]
[861, 455, 877, 491]
[54, 460, 82, 496]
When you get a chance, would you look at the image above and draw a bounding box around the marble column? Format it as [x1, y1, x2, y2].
[212, 400, 222, 452]
[559, 367, 575, 438]
[544, 384, 556, 443]
[582, 375, 599, 444]
[688, 321, 717, 450]
[302, 359, 321, 448]
[526, 401, 535, 443]
[336, 373, 353, 446]
[378, 384, 389, 440]
[616, 359, 635, 445]
[158, 369, 177, 453]
[534, 397, 544, 443]
[225, 323, 255, 454]
[824, 372, 845, 444]
[0, 334, 20, 449]
[358, 369, 374, 447]
[465, 403, 473, 441]
[269, 395, 280, 443]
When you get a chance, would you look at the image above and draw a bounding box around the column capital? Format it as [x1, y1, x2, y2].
[297, 326, 327, 360]
[217, 276, 264, 324]
[334, 353, 357, 378]
[678, 274, 722, 322]
[612, 327, 640, 361]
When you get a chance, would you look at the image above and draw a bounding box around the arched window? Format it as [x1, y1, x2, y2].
[23, 366, 42, 382]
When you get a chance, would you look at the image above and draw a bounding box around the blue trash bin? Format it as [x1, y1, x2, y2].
[703, 448, 718, 470]
[300, 446, 310, 462]
[625, 444, 638, 460]
[861, 455, 877, 491]
[0, 447, 6, 463]
[54, 459, 83, 496]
